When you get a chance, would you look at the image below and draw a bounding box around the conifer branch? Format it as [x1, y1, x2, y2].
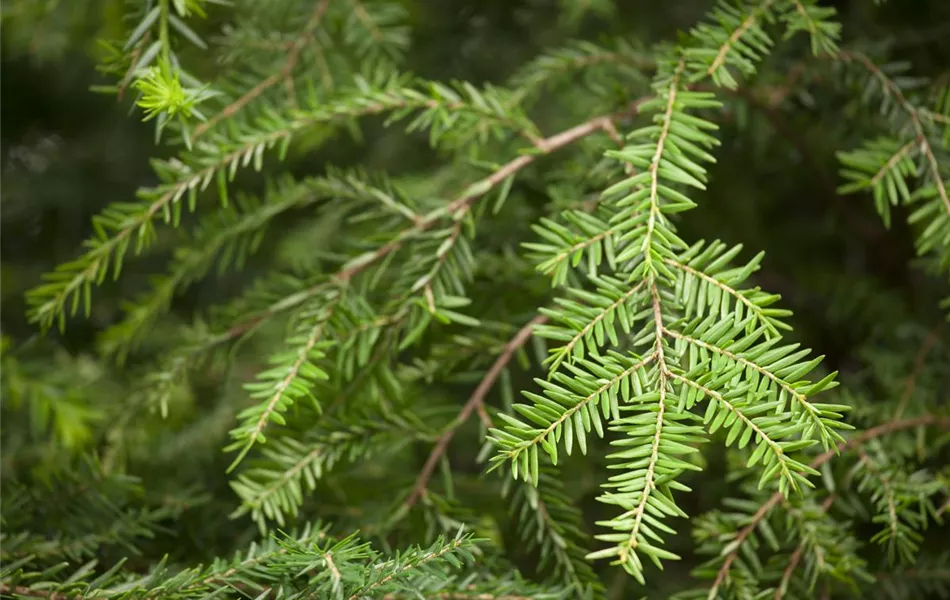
[839, 50, 950, 220]
[707, 0, 775, 81]
[25, 79, 544, 331]
[616, 283, 668, 567]
[543, 281, 645, 371]
[870, 139, 917, 186]
[10, 2, 949, 598]
[775, 494, 836, 600]
[192, 0, 331, 139]
[335, 109, 635, 286]
[686, 0, 778, 88]
[1, 528, 478, 600]
[101, 176, 337, 357]
[504, 467, 603, 595]
[662, 255, 791, 336]
[708, 414, 950, 599]
[131, 108, 634, 392]
[663, 327, 833, 444]
[508, 38, 654, 105]
[231, 414, 427, 529]
[227, 296, 338, 469]
[670, 372, 800, 489]
[857, 450, 900, 547]
[344, 533, 468, 600]
[642, 63, 683, 273]
[498, 353, 655, 464]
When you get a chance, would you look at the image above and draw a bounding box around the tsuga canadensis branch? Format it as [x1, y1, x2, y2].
[191, 0, 332, 139]
[616, 283, 669, 565]
[709, 413, 950, 599]
[707, 0, 775, 79]
[203, 106, 645, 353]
[0, 584, 538, 600]
[838, 50, 950, 215]
[775, 494, 836, 600]
[344, 535, 467, 600]
[336, 104, 639, 275]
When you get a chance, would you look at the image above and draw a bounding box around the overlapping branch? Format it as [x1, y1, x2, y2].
[708, 414, 950, 599]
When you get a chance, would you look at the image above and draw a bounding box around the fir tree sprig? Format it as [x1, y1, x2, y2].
[221, 109, 637, 469]
[773, 495, 869, 600]
[508, 37, 654, 107]
[852, 447, 947, 564]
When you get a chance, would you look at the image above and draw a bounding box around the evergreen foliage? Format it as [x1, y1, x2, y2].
[2, 1, 949, 599]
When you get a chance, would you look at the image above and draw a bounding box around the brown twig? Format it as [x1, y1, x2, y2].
[893, 324, 943, 421]
[707, 0, 776, 78]
[404, 314, 549, 509]
[708, 414, 950, 599]
[192, 0, 331, 139]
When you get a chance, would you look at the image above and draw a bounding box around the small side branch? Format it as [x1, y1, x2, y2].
[775, 494, 836, 600]
[193, 0, 331, 139]
[708, 414, 950, 599]
[404, 314, 548, 509]
[839, 51, 950, 218]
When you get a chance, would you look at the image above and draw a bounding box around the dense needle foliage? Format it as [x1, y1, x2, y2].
[2, 0, 950, 598]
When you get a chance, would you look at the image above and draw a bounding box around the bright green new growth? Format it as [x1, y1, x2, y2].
[489, 46, 852, 582]
[4, 0, 950, 599]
